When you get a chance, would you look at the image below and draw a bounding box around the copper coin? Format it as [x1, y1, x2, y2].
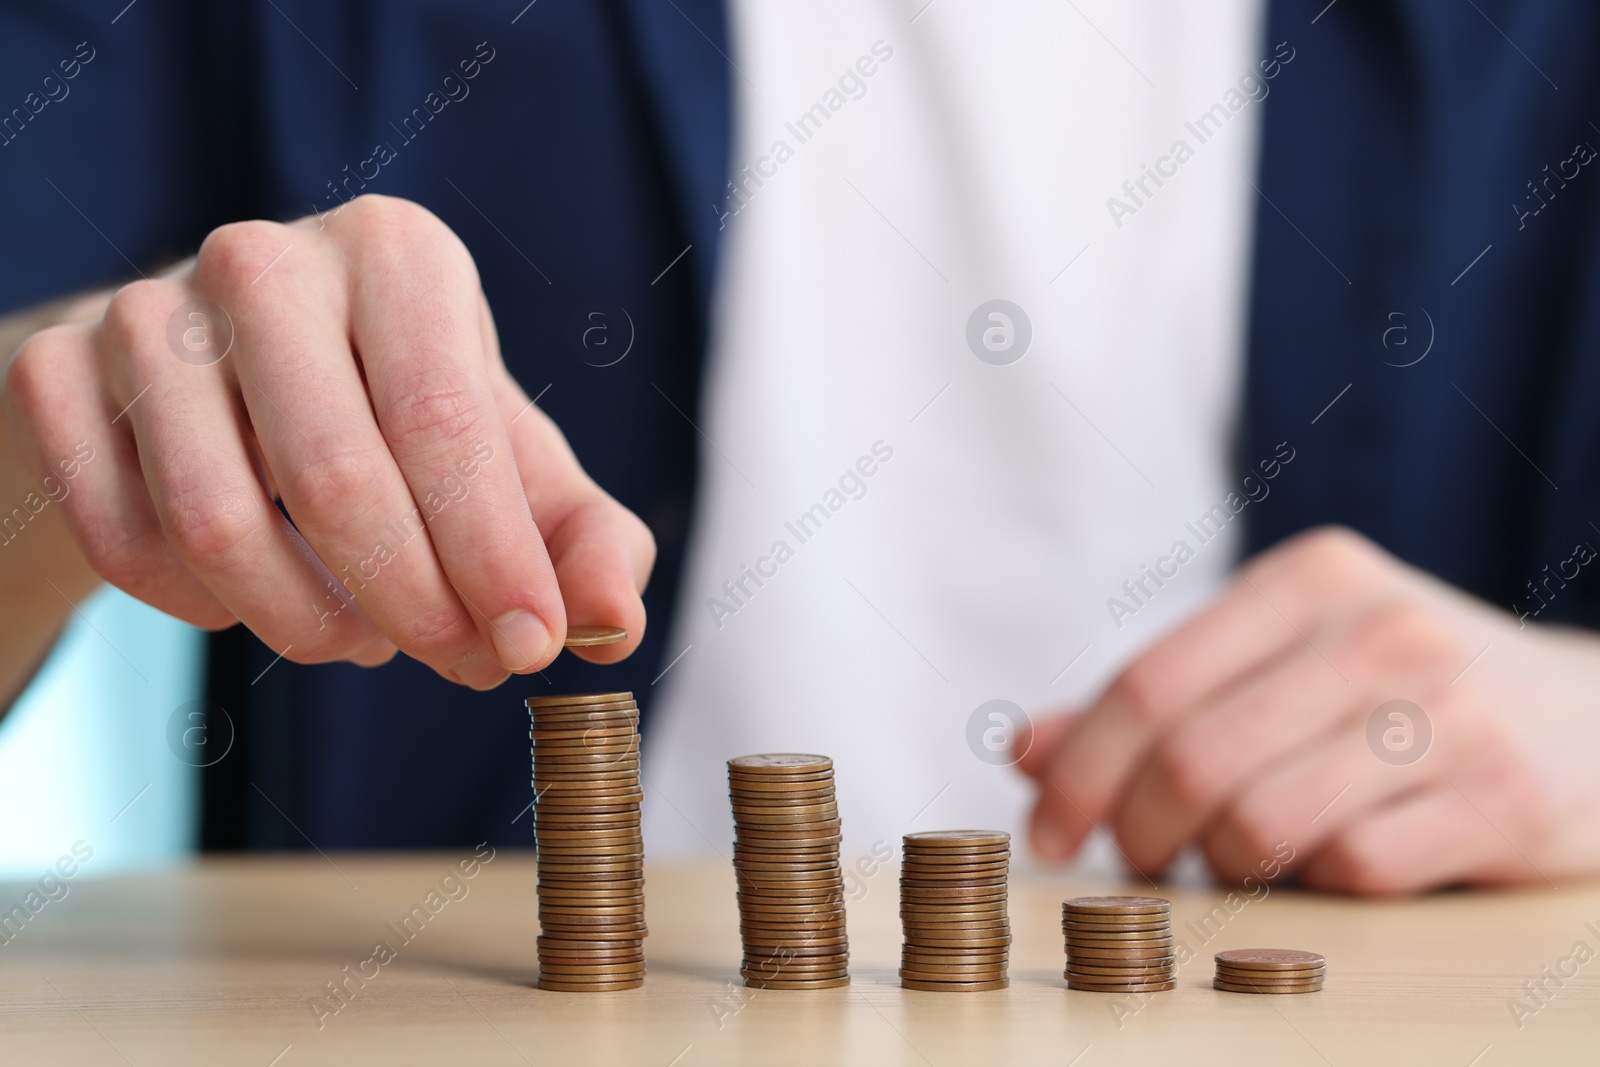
[1214, 949, 1325, 971]
[741, 941, 850, 956]
[741, 975, 850, 989]
[1213, 977, 1324, 994]
[1063, 921, 1169, 936]
[537, 978, 644, 992]
[563, 625, 629, 647]
[901, 977, 1008, 992]
[1064, 929, 1173, 943]
[900, 868, 1010, 883]
[1216, 971, 1325, 986]
[899, 969, 1007, 983]
[903, 831, 1009, 849]
[904, 935, 1012, 950]
[900, 848, 1010, 862]
[900, 885, 1008, 900]
[1067, 960, 1178, 977]
[1067, 946, 1175, 962]
[528, 694, 633, 710]
[727, 778, 836, 791]
[902, 954, 1009, 969]
[538, 936, 643, 950]
[1067, 978, 1176, 993]
[1063, 896, 1170, 915]
[729, 754, 832, 773]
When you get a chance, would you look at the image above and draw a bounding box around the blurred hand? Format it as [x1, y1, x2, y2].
[1017, 527, 1600, 894]
[4, 195, 653, 690]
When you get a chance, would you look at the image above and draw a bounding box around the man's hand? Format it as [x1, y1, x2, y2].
[3, 195, 654, 691]
[1017, 527, 1600, 894]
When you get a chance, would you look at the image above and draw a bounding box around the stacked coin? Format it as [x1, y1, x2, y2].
[899, 831, 1011, 992]
[1213, 948, 1325, 993]
[728, 754, 849, 989]
[528, 692, 646, 992]
[1062, 896, 1175, 992]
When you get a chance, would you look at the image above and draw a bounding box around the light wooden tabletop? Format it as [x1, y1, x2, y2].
[0, 852, 1593, 1066]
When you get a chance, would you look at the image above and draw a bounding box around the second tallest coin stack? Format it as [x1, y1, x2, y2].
[728, 754, 851, 988]
[528, 692, 646, 991]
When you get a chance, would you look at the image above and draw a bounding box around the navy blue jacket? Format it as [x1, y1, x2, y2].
[1, 0, 1595, 849]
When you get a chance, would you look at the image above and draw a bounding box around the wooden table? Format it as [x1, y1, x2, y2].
[0, 852, 1593, 1065]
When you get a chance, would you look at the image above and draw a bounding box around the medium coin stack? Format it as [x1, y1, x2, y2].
[728, 754, 850, 989]
[1213, 948, 1326, 994]
[1062, 896, 1176, 992]
[899, 831, 1011, 992]
[528, 692, 646, 992]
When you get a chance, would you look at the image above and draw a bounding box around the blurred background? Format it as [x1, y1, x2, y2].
[0, 592, 201, 875]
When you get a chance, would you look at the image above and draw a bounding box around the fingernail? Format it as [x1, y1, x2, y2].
[1034, 820, 1070, 863]
[490, 610, 553, 672]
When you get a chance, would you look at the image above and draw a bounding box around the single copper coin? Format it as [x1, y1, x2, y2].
[901, 977, 1008, 992]
[1213, 977, 1324, 995]
[1063, 896, 1170, 915]
[537, 978, 644, 992]
[741, 975, 850, 989]
[564, 625, 629, 647]
[1213, 948, 1326, 971]
[729, 754, 833, 773]
[903, 830, 1010, 849]
[528, 691, 634, 707]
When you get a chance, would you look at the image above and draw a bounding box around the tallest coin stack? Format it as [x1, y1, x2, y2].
[528, 692, 646, 991]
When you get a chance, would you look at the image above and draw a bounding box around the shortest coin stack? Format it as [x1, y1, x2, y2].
[1062, 896, 1175, 992]
[529, 692, 646, 992]
[1213, 949, 1326, 994]
[899, 831, 1012, 992]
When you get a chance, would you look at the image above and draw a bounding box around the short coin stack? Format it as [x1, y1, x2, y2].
[1213, 948, 1326, 994]
[899, 831, 1011, 991]
[728, 754, 850, 989]
[528, 692, 646, 992]
[1062, 896, 1175, 992]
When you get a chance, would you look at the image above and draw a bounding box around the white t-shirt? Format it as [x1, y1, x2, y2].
[645, 0, 1270, 860]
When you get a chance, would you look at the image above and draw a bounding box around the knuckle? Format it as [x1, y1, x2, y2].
[1154, 731, 1222, 809]
[1111, 658, 1179, 730]
[101, 279, 181, 355]
[389, 605, 480, 663]
[5, 324, 78, 407]
[341, 195, 479, 283]
[195, 219, 292, 292]
[1315, 831, 1396, 896]
[382, 366, 488, 455]
[1223, 797, 1292, 867]
[1343, 601, 1457, 673]
[1255, 524, 1379, 597]
[80, 524, 169, 592]
[164, 482, 266, 563]
[279, 445, 388, 517]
